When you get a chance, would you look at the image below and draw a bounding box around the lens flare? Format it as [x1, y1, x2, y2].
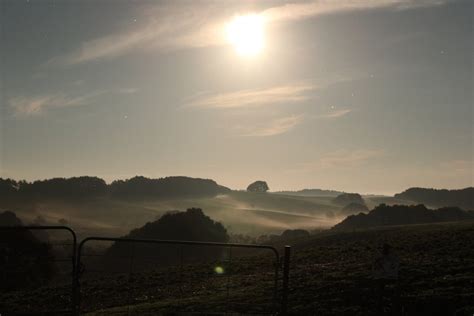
[214, 266, 225, 274]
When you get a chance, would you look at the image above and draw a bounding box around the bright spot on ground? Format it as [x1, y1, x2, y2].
[226, 14, 265, 56]
[214, 266, 225, 274]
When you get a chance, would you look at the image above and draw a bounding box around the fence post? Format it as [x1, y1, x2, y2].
[74, 239, 85, 316]
[281, 245, 291, 315]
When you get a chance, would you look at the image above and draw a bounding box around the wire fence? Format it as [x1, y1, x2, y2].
[0, 227, 290, 315]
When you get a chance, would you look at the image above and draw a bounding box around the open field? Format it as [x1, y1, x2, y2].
[2, 221, 473, 315]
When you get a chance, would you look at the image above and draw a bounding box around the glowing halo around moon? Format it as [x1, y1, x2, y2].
[226, 14, 265, 57]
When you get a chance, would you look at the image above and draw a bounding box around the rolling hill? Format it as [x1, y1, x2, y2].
[333, 204, 474, 230]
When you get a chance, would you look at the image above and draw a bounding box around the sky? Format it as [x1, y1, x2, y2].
[0, 0, 472, 194]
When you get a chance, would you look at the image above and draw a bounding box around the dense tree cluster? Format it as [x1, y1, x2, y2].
[332, 193, 366, 206]
[246, 181, 269, 193]
[280, 229, 310, 240]
[333, 204, 474, 230]
[394, 187, 474, 210]
[0, 177, 106, 198]
[104, 208, 229, 269]
[341, 202, 369, 215]
[274, 188, 343, 197]
[256, 229, 311, 244]
[0, 211, 55, 291]
[109, 176, 229, 197]
[0, 176, 229, 199]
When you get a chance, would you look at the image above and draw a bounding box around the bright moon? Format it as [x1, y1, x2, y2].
[226, 14, 265, 56]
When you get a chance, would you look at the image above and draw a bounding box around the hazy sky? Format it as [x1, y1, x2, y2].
[1, 0, 472, 194]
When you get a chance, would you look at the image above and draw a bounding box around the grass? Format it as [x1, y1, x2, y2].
[2, 221, 473, 315]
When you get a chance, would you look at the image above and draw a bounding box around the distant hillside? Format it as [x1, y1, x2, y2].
[332, 193, 365, 206]
[274, 188, 343, 197]
[333, 204, 474, 230]
[0, 176, 230, 199]
[394, 187, 474, 210]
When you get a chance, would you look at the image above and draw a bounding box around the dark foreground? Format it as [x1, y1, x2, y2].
[1, 221, 474, 315]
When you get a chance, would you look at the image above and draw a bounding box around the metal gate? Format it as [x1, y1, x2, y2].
[0, 226, 290, 315]
[75, 237, 290, 315]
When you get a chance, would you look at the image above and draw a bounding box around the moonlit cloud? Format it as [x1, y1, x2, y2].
[45, 4, 226, 66]
[317, 108, 352, 119]
[45, 0, 447, 66]
[261, 0, 448, 23]
[9, 91, 106, 115]
[187, 84, 315, 109]
[319, 149, 385, 168]
[293, 149, 385, 172]
[118, 88, 139, 94]
[439, 160, 474, 175]
[9, 88, 139, 116]
[236, 114, 304, 137]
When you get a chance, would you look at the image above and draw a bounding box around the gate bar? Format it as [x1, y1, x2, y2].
[281, 245, 291, 315]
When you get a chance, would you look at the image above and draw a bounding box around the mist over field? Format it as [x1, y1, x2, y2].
[0, 180, 344, 238]
[1, 176, 472, 240]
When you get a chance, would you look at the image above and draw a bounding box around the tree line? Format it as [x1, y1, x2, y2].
[0, 176, 230, 199]
[395, 187, 474, 210]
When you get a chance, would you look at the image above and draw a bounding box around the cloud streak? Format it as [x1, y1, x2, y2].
[9, 86, 141, 116]
[236, 114, 304, 137]
[317, 108, 352, 119]
[318, 149, 384, 168]
[261, 0, 447, 23]
[46, 3, 226, 66]
[290, 149, 385, 172]
[9, 91, 106, 115]
[187, 84, 315, 109]
[46, 0, 448, 66]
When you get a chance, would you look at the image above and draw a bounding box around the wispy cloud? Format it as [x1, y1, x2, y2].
[46, 0, 447, 66]
[439, 160, 474, 175]
[236, 114, 303, 137]
[318, 149, 384, 168]
[9, 87, 140, 116]
[45, 3, 226, 66]
[291, 149, 385, 172]
[9, 91, 106, 115]
[261, 0, 447, 23]
[118, 88, 139, 94]
[187, 84, 315, 109]
[317, 108, 352, 119]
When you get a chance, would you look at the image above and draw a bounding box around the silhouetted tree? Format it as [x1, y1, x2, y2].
[0, 178, 18, 196]
[394, 187, 474, 210]
[0, 211, 55, 291]
[280, 229, 310, 240]
[0, 176, 230, 199]
[333, 193, 365, 206]
[333, 204, 474, 230]
[247, 181, 269, 193]
[16, 176, 107, 198]
[341, 202, 369, 215]
[109, 176, 230, 198]
[104, 208, 229, 270]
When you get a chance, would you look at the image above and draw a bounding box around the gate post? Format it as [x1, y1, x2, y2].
[281, 245, 291, 315]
